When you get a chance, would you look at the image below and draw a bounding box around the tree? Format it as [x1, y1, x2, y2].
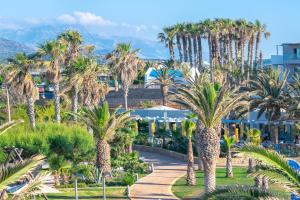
[74, 102, 131, 174]
[247, 68, 288, 144]
[107, 43, 144, 110]
[148, 60, 176, 106]
[38, 40, 66, 123]
[223, 134, 236, 177]
[241, 145, 300, 195]
[245, 128, 262, 172]
[158, 27, 175, 62]
[6, 53, 37, 128]
[182, 115, 196, 185]
[174, 79, 248, 193]
[254, 20, 270, 68]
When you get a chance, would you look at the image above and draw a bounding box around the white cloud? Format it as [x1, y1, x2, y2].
[57, 12, 115, 26]
[74, 11, 115, 26]
[57, 14, 77, 24]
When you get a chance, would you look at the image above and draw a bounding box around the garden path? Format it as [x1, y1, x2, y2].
[129, 151, 186, 200]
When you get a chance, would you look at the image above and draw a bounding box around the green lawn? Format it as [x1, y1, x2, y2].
[172, 167, 255, 199]
[40, 187, 128, 200]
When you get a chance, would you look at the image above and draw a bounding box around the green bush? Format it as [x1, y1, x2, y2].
[0, 123, 95, 163]
[112, 152, 147, 174]
[122, 173, 135, 186]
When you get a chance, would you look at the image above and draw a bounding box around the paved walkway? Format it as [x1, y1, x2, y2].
[130, 151, 186, 200]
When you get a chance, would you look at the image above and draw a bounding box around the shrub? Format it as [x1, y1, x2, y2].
[122, 173, 135, 186]
[0, 123, 95, 163]
[112, 152, 147, 174]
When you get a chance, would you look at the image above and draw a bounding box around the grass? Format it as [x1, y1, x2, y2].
[39, 187, 128, 200]
[172, 167, 255, 199]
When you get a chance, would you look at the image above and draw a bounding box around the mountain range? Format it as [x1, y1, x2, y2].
[0, 24, 170, 60]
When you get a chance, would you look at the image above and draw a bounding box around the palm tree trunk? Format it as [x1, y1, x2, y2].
[169, 41, 175, 63]
[96, 139, 111, 173]
[208, 35, 214, 82]
[176, 35, 183, 63]
[161, 85, 168, 106]
[254, 32, 261, 69]
[188, 36, 193, 68]
[248, 158, 255, 173]
[187, 137, 196, 185]
[192, 36, 198, 69]
[226, 149, 233, 177]
[241, 33, 245, 75]
[124, 87, 129, 111]
[71, 85, 78, 121]
[195, 120, 204, 170]
[197, 35, 203, 70]
[273, 125, 279, 144]
[26, 96, 36, 129]
[53, 82, 61, 123]
[229, 31, 233, 62]
[114, 78, 119, 92]
[182, 36, 188, 62]
[199, 127, 220, 193]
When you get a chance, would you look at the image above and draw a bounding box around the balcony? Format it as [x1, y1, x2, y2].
[283, 53, 300, 63]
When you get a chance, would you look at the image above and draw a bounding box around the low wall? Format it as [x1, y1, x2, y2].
[133, 145, 199, 163]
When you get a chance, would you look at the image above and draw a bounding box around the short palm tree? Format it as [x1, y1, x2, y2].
[245, 128, 261, 172]
[107, 43, 144, 110]
[38, 40, 67, 123]
[148, 60, 176, 106]
[182, 115, 197, 185]
[223, 134, 236, 178]
[247, 68, 288, 144]
[241, 145, 300, 195]
[174, 79, 248, 193]
[6, 53, 36, 128]
[75, 102, 131, 174]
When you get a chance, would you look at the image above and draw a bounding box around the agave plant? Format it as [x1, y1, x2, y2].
[241, 145, 300, 194]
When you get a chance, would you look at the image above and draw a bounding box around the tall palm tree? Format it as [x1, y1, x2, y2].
[158, 27, 175, 62]
[223, 134, 236, 178]
[174, 24, 184, 63]
[148, 60, 176, 106]
[75, 102, 131, 174]
[254, 20, 270, 68]
[107, 43, 144, 110]
[38, 40, 66, 123]
[174, 79, 248, 193]
[247, 68, 288, 144]
[185, 23, 194, 68]
[182, 115, 196, 185]
[58, 30, 83, 119]
[6, 53, 37, 128]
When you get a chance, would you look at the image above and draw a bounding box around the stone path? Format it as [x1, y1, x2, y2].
[130, 151, 186, 200]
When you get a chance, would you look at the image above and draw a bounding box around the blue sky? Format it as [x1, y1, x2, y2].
[1, 0, 300, 58]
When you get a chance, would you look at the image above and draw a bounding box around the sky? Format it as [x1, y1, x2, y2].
[0, 0, 300, 58]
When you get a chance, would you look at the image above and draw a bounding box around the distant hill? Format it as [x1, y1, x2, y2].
[0, 38, 34, 60]
[0, 24, 170, 59]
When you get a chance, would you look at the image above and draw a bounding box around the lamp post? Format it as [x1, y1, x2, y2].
[100, 171, 112, 200]
[74, 173, 85, 200]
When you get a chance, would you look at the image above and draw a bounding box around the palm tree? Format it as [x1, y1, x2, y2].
[247, 68, 289, 144]
[254, 20, 270, 68]
[107, 43, 144, 110]
[11, 173, 52, 200]
[223, 134, 235, 178]
[174, 79, 248, 193]
[75, 102, 131, 174]
[148, 60, 176, 106]
[241, 145, 300, 195]
[182, 115, 196, 185]
[158, 27, 175, 62]
[174, 24, 184, 63]
[245, 128, 261, 172]
[6, 53, 37, 128]
[38, 40, 66, 123]
[58, 30, 83, 119]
